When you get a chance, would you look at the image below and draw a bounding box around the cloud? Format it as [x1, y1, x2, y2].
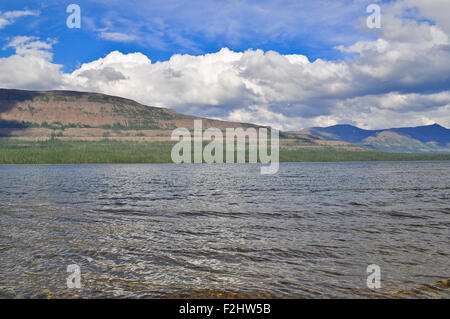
[86, 0, 369, 53]
[64, 38, 449, 129]
[0, 10, 39, 29]
[77, 67, 128, 83]
[4, 36, 56, 60]
[0, 37, 62, 90]
[392, 0, 450, 34]
[99, 32, 138, 43]
[1, 1, 450, 130]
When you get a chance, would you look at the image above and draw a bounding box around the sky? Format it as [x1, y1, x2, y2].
[0, 0, 449, 130]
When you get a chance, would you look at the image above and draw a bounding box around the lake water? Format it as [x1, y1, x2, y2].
[0, 162, 448, 298]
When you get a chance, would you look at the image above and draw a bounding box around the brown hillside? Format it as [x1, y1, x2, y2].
[0, 89, 363, 150]
[0, 89, 259, 131]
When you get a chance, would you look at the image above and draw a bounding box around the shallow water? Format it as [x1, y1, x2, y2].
[0, 162, 448, 298]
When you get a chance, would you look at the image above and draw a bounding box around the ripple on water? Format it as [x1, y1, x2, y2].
[0, 162, 449, 298]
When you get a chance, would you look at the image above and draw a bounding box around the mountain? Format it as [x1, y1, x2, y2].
[2, 89, 448, 154]
[0, 89, 262, 140]
[300, 123, 450, 153]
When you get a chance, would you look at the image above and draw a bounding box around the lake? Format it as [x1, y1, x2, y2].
[0, 162, 448, 298]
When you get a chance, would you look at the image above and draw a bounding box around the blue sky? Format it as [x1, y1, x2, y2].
[1, 0, 449, 130]
[0, 0, 378, 71]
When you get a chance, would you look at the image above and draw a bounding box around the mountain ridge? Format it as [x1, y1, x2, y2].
[1, 88, 449, 154]
[0, 88, 262, 131]
[299, 123, 450, 153]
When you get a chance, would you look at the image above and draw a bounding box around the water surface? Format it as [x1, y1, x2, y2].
[0, 162, 448, 298]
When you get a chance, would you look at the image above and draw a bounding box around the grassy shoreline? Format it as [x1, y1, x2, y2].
[0, 139, 449, 164]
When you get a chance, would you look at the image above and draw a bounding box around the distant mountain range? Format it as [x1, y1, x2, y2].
[1, 88, 449, 154]
[300, 124, 450, 153]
